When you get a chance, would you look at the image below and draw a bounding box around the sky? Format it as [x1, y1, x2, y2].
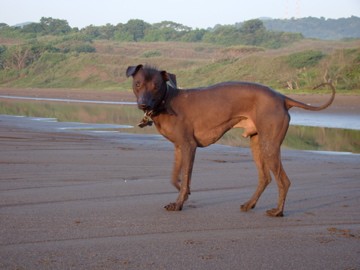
[1, 0, 360, 29]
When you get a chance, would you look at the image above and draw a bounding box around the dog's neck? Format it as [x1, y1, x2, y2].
[154, 80, 178, 116]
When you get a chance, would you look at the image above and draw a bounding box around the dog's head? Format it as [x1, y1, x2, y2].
[126, 64, 177, 115]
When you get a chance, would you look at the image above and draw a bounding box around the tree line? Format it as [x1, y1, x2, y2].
[1, 17, 302, 48]
[0, 17, 304, 71]
[264, 16, 360, 40]
[2, 16, 358, 47]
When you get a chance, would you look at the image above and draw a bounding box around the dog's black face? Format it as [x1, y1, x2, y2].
[126, 65, 169, 115]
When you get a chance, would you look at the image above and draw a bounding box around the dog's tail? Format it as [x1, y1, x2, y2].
[285, 82, 335, 111]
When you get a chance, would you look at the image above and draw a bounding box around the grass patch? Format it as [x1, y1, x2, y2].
[142, 50, 162, 58]
[287, 50, 325, 68]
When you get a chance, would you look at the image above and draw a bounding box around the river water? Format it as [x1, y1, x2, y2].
[0, 95, 359, 153]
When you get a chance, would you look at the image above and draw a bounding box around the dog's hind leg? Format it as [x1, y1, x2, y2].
[241, 134, 272, 212]
[265, 152, 291, 217]
[262, 117, 291, 217]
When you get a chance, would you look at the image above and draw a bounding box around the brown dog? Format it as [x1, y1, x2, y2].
[126, 64, 335, 217]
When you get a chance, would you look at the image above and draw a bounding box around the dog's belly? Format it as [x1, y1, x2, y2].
[194, 128, 227, 147]
[193, 116, 254, 147]
[233, 118, 257, 138]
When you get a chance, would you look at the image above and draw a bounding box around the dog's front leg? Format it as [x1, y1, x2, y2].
[165, 142, 196, 211]
[171, 145, 182, 191]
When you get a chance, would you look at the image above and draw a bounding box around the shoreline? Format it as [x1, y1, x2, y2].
[0, 87, 360, 114]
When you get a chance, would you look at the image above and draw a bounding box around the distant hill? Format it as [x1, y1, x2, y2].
[13, 22, 33, 28]
[262, 16, 360, 40]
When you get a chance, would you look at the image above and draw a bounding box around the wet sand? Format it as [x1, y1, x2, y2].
[0, 115, 359, 269]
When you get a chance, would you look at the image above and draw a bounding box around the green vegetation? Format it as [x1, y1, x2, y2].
[202, 19, 302, 47]
[287, 50, 325, 68]
[142, 50, 162, 58]
[264, 16, 360, 40]
[0, 17, 359, 91]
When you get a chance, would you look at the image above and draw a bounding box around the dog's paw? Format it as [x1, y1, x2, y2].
[240, 202, 256, 212]
[164, 202, 182, 211]
[266, 208, 284, 217]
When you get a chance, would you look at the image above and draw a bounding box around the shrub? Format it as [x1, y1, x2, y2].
[287, 50, 325, 68]
[142, 50, 162, 58]
[74, 44, 96, 53]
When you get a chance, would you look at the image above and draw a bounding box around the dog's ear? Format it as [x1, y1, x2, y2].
[168, 73, 177, 87]
[126, 64, 143, 77]
[160, 70, 169, 81]
[161, 71, 177, 87]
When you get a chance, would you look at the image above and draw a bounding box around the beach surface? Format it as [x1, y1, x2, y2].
[0, 89, 359, 269]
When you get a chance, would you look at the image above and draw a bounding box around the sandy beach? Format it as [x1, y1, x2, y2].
[0, 89, 359, 269]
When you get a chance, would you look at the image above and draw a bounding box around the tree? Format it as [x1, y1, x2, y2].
[144, 21, 191, 41]
[82, 25, 101, 39]
[152, 21, 191, 32]
[98, 24, 116, 39]
[21, 17, 72, 35]
[39, 17, 72, 35]
[22, 22, 44, 34]
[124, 19, 150, 41]
[239, 19, 266, 46]
[240, 19, 266, 35]
[7, 45, 32, 70]
[181, 28, 206, 42]
[203, 25, 241, 45]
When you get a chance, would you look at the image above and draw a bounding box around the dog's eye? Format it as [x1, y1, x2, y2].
[135, 82, 141, 88]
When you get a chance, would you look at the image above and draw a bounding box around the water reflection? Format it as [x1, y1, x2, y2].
[220, 126, 360, 153]
[0, 99, 359, 153]
[0, 95, 136, 105]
